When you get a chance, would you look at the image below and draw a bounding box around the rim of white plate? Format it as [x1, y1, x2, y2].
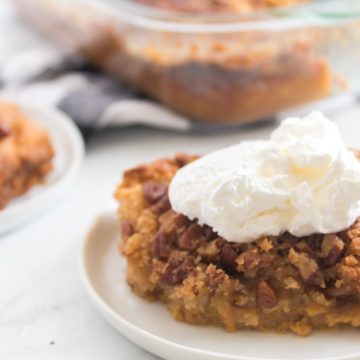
[80, 213, 360, 360]
[0, 100, 84, 232]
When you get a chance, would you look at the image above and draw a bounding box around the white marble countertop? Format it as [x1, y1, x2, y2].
[1, 108, 360, 360]
[0, 122, 275, 360]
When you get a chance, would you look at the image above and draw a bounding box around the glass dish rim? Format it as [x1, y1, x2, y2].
[78, 0, 360, 33]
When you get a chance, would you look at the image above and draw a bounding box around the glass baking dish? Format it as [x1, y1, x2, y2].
[14, 0, 360, 124]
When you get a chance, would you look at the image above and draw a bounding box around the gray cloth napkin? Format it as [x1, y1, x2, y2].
[1, 0, 359, 135]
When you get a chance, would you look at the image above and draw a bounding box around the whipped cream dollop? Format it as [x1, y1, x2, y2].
[169, 112, 360, 242]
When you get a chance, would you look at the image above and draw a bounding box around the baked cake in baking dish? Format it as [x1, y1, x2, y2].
[15, 0, 331, 124]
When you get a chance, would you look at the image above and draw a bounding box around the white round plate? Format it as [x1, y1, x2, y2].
[81, 212, 360, 360]
[0, 102, 84, 233]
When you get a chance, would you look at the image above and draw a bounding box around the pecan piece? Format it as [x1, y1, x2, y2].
[305, 234, 323, 252]
[295, 241, 315, 257]
[236, 249, 261, 272]
[173, 213, 191, 230]
[0, 123, 10, 139]
[152, 233, 172, 260]
[121, 220, 134, 238]
[256, 281, 278, 311]
[325, 284, 356, 299]
[159, 256, 194, 286]
[220, 243, 238, 273]
[307, 271, 326, 287]
[151, 195, 171, 214]
[178, 223, 202, 251]
[321, 234, 344, 266]
[143, 181, 168, 204]
[202, 225, 217, 241]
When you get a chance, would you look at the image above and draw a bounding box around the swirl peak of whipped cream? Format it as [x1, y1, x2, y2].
[169, 112, 360, 242]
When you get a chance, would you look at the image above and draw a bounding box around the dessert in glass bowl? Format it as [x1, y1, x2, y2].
[116, 113, 360, 336]
[0, 101, 54, 209]
[14, 0, 360, 123]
